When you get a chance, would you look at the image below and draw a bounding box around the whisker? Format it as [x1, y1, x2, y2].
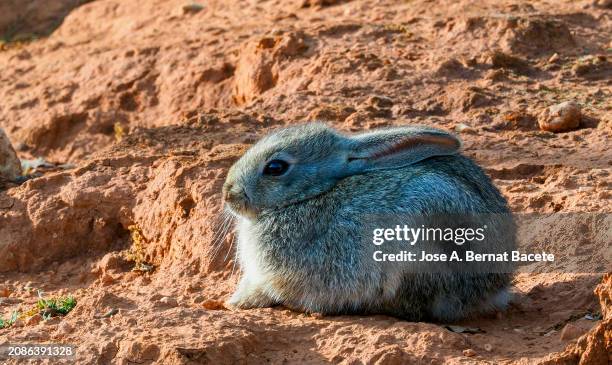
[211, 220, 229, 260]
[223, 229, 235, 262]
[210, 209, 233, 261]
[209, 207, 241, 277]
[229, 234, 238, 278]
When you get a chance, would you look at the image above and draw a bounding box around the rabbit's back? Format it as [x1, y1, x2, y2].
[340, 154, 509, 215]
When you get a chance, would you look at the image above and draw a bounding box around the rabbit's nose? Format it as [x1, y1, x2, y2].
[222, 182, 233, 201]
[222, 181, 232, 194]
[223, 182, 242, 202]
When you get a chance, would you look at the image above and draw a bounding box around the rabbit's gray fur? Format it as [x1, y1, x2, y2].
[223, 123, 515, 321]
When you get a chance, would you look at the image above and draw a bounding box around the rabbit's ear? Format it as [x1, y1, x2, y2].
[345, 127, 461, 173]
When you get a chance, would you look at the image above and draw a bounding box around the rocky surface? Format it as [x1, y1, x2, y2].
[0, 0, 610, 364]
[0, 129, 21, 180]
[0, 0, 91, 41]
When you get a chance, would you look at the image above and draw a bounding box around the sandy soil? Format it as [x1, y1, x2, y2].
[0, 0, 610, 364]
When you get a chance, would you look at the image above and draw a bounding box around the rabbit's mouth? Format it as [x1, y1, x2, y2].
[225, 200, 257, 219]
[223, 187, 258, 219]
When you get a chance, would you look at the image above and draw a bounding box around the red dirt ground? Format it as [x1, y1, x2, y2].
[0, 0, 610, 364]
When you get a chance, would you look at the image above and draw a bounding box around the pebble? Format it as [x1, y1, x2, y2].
[463, 349, 477, 357]
[455, 123, 476, 134]
[159, 296, 178, 307]
[548, 53, 560, 63]
[484, 343, 493, 352]
[538, 101, 581, 132]
[560, 323, 587, 340]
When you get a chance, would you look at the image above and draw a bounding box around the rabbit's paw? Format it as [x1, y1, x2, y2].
[227, 286, 276, 309]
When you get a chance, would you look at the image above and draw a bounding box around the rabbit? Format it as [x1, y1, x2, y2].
[222, 123, 515, 322]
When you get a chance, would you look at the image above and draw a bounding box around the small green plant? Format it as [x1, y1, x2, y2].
[0, 293, 77, 330]
[0, 311, 18, 329]
[37, 295, 77, 317]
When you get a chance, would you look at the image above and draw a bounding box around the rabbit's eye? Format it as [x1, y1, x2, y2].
[263, 159, 289, 176]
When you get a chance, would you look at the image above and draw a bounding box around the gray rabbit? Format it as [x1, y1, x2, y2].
[222, 123, 515, 322]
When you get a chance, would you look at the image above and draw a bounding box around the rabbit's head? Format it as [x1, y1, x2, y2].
[223, 123, 461, 218]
